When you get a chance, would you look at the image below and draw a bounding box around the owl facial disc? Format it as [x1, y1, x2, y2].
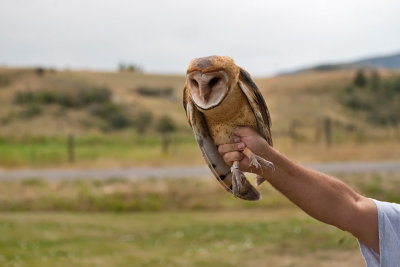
[186, 70, 229, 110]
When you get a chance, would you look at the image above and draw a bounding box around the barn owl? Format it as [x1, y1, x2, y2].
[183, 55, 274, 201]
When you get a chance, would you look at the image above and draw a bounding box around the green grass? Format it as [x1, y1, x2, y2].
[0, 134, 200, 168]
[0, 173, 397, 266]
[0, 211, 361, 267]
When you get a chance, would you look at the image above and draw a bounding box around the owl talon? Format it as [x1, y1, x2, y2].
[243, 148, 275, 171]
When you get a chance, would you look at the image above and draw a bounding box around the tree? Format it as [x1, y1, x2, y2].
[156, 115, 176, 154]
[133, 111, 154, 134]
[354, 69, 367, 88]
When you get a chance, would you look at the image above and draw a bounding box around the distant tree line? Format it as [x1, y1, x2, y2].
[118, 62, 142, 72]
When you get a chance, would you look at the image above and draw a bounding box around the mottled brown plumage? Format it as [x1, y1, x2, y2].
[183, 55, 273, 201]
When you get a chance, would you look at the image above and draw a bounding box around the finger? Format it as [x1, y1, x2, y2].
[223, 151, 244, 164]
[218, 142, 245, 155]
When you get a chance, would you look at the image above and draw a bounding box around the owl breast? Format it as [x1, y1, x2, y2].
[200, 84, 257, 145]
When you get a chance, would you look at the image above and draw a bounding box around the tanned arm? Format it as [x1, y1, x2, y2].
[218, 127, 379, 252]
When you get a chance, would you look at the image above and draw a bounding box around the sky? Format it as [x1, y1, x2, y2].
[1, 0, 400, 76]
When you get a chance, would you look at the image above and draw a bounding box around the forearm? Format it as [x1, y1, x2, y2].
[220, 127, 378, 251]
[258, 146, 379, 251]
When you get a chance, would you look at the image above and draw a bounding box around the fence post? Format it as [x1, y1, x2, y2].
[323, 117, 332, 147]
[67, 134, 75, 163]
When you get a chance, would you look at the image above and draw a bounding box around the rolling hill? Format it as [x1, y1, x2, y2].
[282, 51, 400, 75]
[0, 66, 398, 138]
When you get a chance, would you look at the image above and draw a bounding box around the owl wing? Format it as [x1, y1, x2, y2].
[238, 68, 273, 146]
[183, 87, 261, 201]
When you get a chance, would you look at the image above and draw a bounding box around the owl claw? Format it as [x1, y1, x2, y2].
[243, 148, 275, 172]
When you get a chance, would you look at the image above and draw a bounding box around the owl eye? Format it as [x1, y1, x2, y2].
[191, 79, 199, 87]
[209, 77, 219, 87]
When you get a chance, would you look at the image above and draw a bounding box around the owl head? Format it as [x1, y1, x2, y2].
[185, 55, 240, 110]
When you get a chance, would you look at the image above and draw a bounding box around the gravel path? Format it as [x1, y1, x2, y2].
[0, 161, 399, 180]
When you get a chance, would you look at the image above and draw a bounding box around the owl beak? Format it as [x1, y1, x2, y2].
[198, 83, 211, 102]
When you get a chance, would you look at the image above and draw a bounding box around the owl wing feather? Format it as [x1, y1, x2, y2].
[238, 68, 273, 146]
[183, 87, 261, 201]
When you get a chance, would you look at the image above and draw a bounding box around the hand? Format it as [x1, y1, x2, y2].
[218, 127, 271, 174]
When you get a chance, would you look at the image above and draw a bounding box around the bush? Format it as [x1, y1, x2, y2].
[35, 67, 45, 76]
[341, 72, 400, 126]
[132, 111, 154, 133]
[108, 112, 130, 129]
[135, 87, 174, 98]
[156, 115, 176, 134]
[354, 69, 367, 87]
[14, 86, 112, 107]
[19, 104, 42, 118]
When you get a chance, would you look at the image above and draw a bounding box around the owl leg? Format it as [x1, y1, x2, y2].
[230, 161, 246, 196]
[242, 147, 274, 186]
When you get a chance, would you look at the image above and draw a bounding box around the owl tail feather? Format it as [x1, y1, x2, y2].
[255, 175, 267, 186]
[230, 161, 261, 201]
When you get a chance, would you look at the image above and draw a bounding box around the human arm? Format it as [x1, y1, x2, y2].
[219, 127, 379, 252]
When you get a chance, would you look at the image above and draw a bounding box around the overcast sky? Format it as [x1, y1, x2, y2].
[1, 0, 400, 76]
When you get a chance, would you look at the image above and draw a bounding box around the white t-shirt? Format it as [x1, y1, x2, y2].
[359, 199, 400, 266]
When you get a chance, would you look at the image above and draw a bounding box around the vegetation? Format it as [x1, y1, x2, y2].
[118, 62, 142, 72]
[14, 86, 137, 130]
[0, 134, 199, 168]
[135, 86, 174, 98]
[0, 210, 361, 267]
[14, 86, 112, 108]
[0, 172, 398, 212]
[341, 69, 400, 126]
[0, 172, 398, 266]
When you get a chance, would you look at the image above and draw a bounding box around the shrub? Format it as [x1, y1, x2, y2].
[132, 111, 154, 133]
[156, 115, 176, 134]
[341, 72, 400, 126]
[35, 67, 45, 76]
[108, 112, 130, 129]
[354, 69, 367, 87]
[14, 86, 112, 107]
[135, 87, 174, 98]
[19, 104, 42, 118]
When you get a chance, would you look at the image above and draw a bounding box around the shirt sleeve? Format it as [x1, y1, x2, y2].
[359, 199, 400, 267]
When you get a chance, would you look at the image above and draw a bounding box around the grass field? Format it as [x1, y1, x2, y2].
[0, 172, 399, 266]
[1, 133, 399, 169]
[0, 210, 363, 267]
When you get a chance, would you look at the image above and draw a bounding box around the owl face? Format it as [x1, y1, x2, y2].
[186, 70, 229, 110]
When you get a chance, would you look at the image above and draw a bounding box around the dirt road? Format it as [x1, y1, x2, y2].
[0, 161, 399, 180]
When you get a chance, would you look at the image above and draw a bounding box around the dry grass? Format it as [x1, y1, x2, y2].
[0, 172, 399, 212]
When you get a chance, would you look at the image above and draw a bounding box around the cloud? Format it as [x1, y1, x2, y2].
[0, 0, 399, 75]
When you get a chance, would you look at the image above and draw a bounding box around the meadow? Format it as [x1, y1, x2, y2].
[1, 172, 400, 266]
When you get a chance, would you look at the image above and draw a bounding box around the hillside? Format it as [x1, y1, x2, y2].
[0, 67, 399, 138]
[282, 51, 400, 74]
